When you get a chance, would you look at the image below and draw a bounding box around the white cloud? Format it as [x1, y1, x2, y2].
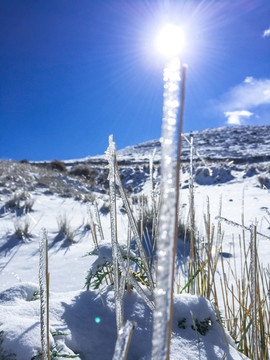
[224, 110, 253, 125]
[244, 76, 254, 84]
[220, 77, 270, 110]
[264, 89, 270, 99]
[263, 28, 270, 37]
[219, 77, 270, 125]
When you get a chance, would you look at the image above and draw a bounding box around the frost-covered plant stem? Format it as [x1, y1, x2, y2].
[215, 216, 270, 240]
[250, 224, 258, 360]
[188, 134, 195, 291]
[114, 160, 154, 294]
[94, 200, 104, 242]
[106, 135, 123, 334]
[112, 320, 135, 360]
[39, 229, 50, 360]
[152, 57, 181, 360]
[87, 207, 98, 249]
[150, 150, 157, 225]
[115, 240, 155, 311]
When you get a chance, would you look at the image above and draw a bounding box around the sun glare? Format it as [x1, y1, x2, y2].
[156, 24, 186, 58]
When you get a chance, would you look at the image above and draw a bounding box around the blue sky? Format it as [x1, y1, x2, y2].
[1, 0, 270, 161]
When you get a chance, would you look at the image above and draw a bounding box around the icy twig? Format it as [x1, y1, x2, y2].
[112, 320, 136, 360]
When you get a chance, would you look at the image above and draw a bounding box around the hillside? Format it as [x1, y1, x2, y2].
[66, 125, 270, 165]
[0, 125, 269, 359]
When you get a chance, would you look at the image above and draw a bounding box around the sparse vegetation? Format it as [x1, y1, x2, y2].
[69, 165, 98, 182]
[50, 159, 66, 172]
[5, 191, 35, 214]
[13, 217, 32, 240]
[57, 215, 76, 243]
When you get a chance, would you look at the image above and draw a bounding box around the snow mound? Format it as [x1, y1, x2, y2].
[0, 284, 247, 359]
[195, 166, 234, 185]
[0, 282, 39, 302]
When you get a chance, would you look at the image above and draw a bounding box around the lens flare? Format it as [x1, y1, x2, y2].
[156, 24, 186, 58]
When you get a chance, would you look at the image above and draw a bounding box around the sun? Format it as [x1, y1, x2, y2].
[156, 24, 186, 58]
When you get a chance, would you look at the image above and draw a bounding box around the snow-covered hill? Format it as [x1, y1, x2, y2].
[0, 125, 269, 359]
[67, 125, 270, 165]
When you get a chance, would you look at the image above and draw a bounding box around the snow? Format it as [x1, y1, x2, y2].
[1, 125, 270, 359]
[0, 284, 247, 359]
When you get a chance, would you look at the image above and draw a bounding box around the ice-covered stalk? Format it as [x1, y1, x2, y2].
[188, 134, 195, 287]
[106, 135, 123, 334]
[94, 200, 104, 242]
[114, 160, 154, 294]
[39, 229, 50, 360]
[112, 321, 135, 360]
[149, 149, 156, 218]
[152, 57, 181, 360]
[215, 216, 270, 240]
[115, 241, 155, 311]
[149, 150, 159, 247]
[87, 206, 99, 249]
[250, 224, 258, 360]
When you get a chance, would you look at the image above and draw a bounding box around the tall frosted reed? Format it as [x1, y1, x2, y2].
[39, 229, 50, 360]
[106, 135, 123, 333]
[152, 57, 181, 360]
[112, 321, 135, 360]
[250, 225, 258, 360]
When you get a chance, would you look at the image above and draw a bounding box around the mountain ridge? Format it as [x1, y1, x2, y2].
[64, 125, 270, 166]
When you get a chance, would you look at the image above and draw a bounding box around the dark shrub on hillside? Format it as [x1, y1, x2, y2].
[19, 159, 29, 164]
[70, 165, 98, 181]
[96, 169, 109, 188]
[51, 159, 66, 172]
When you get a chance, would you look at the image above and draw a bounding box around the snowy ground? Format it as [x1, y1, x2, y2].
[1, 126, 270, 359]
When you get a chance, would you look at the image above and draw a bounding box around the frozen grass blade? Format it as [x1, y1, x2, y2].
[112, 321, 135, 360]
[94, 200, 105, 242]
[87, 206, 99, 249]
[114, 160, 155, 294]
[152, 57, 181, 360]
[39, 228, 50, 360]
[250, 224, 258, 360]
[106, 135, 123, 334]
[115, 241, 155, 311]
[216, 216, 270, 240]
